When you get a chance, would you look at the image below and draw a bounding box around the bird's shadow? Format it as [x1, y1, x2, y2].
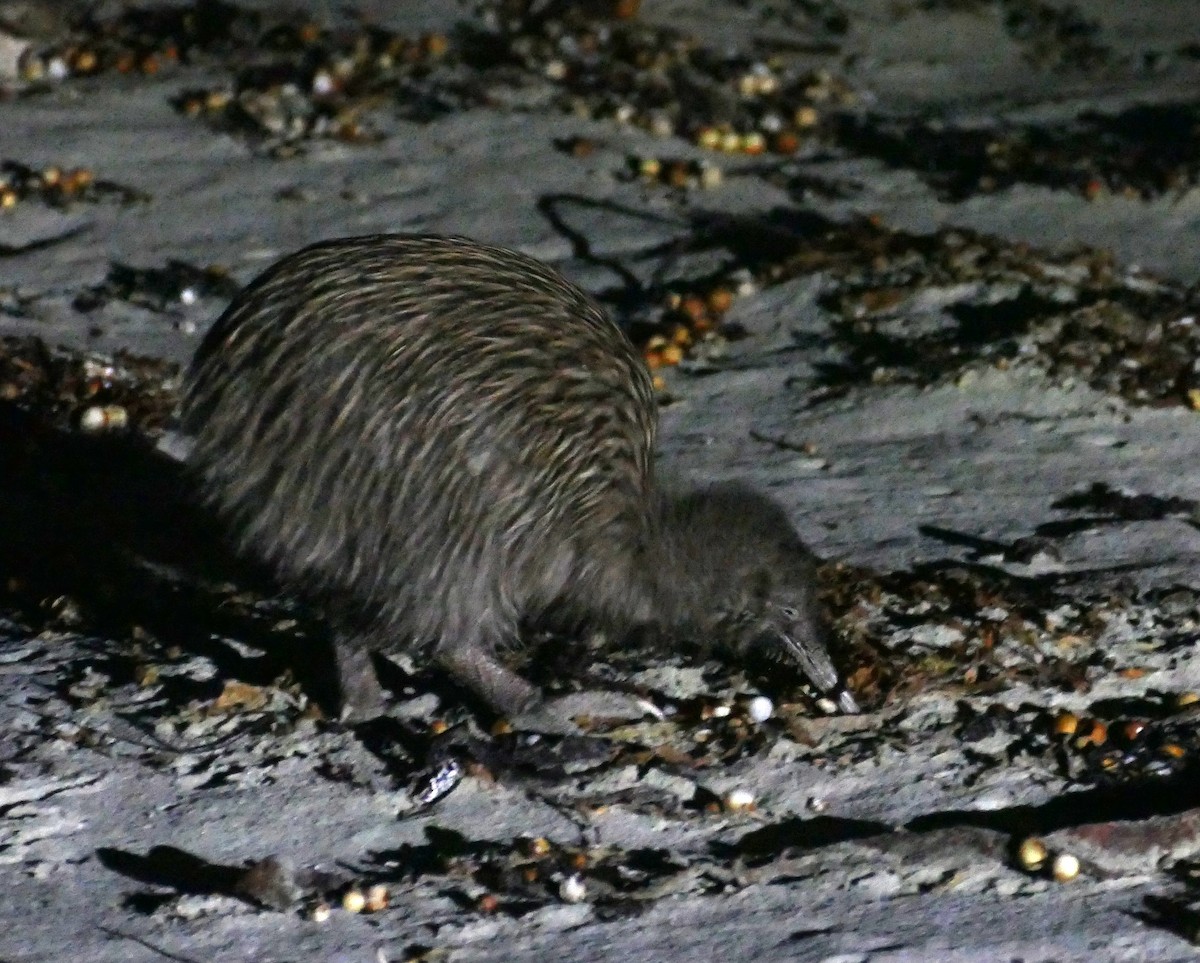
[0, 402, 344, 715]
[96, 845, 246, 901]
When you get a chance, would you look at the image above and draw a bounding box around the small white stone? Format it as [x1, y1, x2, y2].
[0, 32, 31, 81]
[759, 112, 783, 133]
[747, 696, 773, 723]
[723, 788, 755, 812]
[729, 269, 757, 296]
[79, 406, 107, 432]
[1016, 837, 1047, 872]
[558, 873, 587, 903]
[648, 113, 674, 138]
[311, 70, 335, 95]
[79, 405, 128, 433]
[365, 883, 389, 912]
[1051, 853, 1080, 882]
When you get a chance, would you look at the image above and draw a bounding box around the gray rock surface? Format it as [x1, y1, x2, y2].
[2, 1, 1200, 960]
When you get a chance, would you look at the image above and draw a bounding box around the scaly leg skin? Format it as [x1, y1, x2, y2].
[333, 641, 389, 722]
[435, 639, 580, 735]
[435, 637, 539, 713]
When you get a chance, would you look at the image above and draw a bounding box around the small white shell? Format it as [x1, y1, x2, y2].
[79, 405, 129, 433]
[558, 873, 587, 903]
[364, 884, 388, 912]
[1051, 853, 1080, 882]
[747, 696, 773, 723]
[722, 788, 755, 812]
[648, 114, 674, 138]
[759, 112, 783, 133]
[311, 70, 335, 95]
[1016, 837, 1047, 872]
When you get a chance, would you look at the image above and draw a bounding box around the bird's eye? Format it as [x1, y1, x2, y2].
[779, 606, 800, 620]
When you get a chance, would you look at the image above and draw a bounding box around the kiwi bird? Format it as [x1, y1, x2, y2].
[181, 234, 858, 722]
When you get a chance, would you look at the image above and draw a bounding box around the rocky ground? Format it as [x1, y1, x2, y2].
[2, 1, 1200, 960]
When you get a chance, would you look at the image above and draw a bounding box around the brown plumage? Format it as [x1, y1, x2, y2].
[182, 233, 857, 721]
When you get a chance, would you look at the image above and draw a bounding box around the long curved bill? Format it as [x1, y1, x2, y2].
[779, 629, 860, 714]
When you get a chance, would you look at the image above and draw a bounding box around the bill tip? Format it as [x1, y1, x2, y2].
[836, 689, 860, 714]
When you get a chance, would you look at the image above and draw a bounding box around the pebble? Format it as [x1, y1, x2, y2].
[747, 695, 773, 723]
[558, 874, 587, 903]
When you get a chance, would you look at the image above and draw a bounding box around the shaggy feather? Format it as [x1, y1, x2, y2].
[182, 233, 855, 719]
